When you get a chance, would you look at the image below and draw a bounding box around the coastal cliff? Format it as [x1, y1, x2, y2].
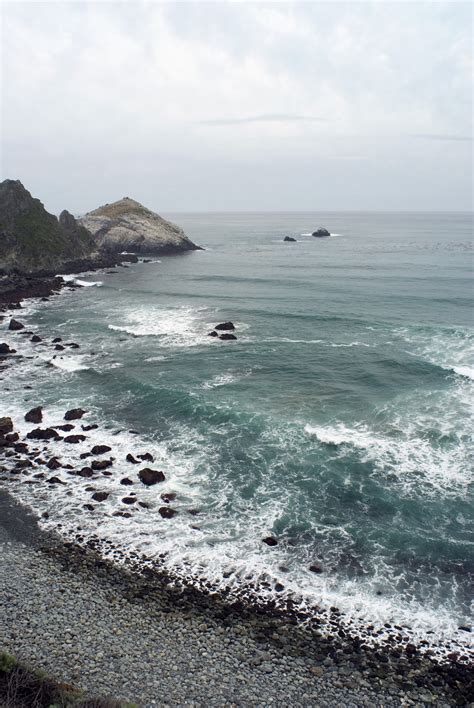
[79, 197, 200, 255]
[0, 180, 103, 275]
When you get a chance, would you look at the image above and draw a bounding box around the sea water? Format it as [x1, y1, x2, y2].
[2, 211, 473, 655]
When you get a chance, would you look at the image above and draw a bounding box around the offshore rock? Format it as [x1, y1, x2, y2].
[312, 227, 330, 238]
[79, 197, 201, 255]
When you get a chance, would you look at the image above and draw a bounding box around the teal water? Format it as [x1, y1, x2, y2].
[3, 212, 473, 652]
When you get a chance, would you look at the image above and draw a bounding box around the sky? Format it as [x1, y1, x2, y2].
[0, 1, 472, 214]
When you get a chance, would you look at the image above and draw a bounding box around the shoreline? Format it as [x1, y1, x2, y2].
[0, 266, 472, 705]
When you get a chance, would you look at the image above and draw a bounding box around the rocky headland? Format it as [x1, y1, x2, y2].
[79, 197, 201, 256]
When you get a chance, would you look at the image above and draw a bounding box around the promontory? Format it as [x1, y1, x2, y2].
[79, 197, 200, 255]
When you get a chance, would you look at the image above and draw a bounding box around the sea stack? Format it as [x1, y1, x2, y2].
[79, 197, 201, 255]
[312, 227, 330, 238]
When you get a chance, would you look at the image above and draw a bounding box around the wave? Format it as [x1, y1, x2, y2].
[452, 365, 474, 380]
[48, 356, 90, 372]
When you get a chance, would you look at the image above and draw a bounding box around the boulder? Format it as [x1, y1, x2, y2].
[126, 453, 139, 464]
[0, 343, 16, 354]
[122, 496, 136, 505]
[46, 457, 61, 470]
[159, 506, 177, 519]
[47, 476, 65, 485]
[309, 564, 323, 574]
[64, 408, 86, 420]
[82, 424, 98, 431]
[91, 491, 109, 502]
[219, 333, 237, 341]
[91, 458, 113, 471]
[262, 536, 278, 547]
[77, 467, 94, 478]
[312, 228, 330, 238]
[54, 344, 65, 351]
[120, 477, 134, 486]
[64, 434, 86, 444]
[208, 331, 219, 337]
[56, 424, 74, 431]
[283, 236, 296, 242]
[52, 337, 62, 343]
[8, 318, 24, 330]
[26, 427, 59, 440]
[215, 322, 235, 331]
[0, 417, 13, 435]
[138, 468, 165, 486]
[24, 406, 43, 424]
[30, 335, 42, 342]
[160, 492, 176, 503]
[91, 444, 112, 455]
[137, 452, 154, 462]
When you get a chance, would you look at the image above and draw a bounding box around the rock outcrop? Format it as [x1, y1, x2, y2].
[79, 197, 200, 255]
[312, 228, 330, 238]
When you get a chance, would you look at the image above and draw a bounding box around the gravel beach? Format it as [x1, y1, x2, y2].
[0, 493, 472, 707]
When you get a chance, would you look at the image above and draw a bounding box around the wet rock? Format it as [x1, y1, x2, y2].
[113, 511, 132, 518]
[219, 333, 237, 340]
[77, 467, 94, 478]
[30, 334, 42, 342]
[188, 509, 200, 516]
[0, 417, 13, 435]
[215, 322, 235, 331]
[309, 564, 323, 574]
[126, 453, 139, 464]
[208, 331, 219, 337]
[312, 227, 330, 238]
[0, 343, 16, 354]
[64, 408, 87, 420]
[83, 504, 95, 511]
[15, 459, 33, 470]
[91, 491, 109, 502]
[27, 427, 59, 440]
[137, 452, 154, 462]
[161, 492, 176, 503]
[24, 406, 43, 423]
[67, 342, 80, 348]
[120, 477, 134, 485]
[122, 496, 136, 505]
[52, 337, 62, 343]
[54, 344, 65, 351]
[46, 457, 61, 470]
[284, 236, 296, 242]
[91, 458, 113, 471]
[5, 432, 19, 444]
[14, 442, 29, 453]
[8, 318, 24, 330]
[82, 424, 98, 431]
[159, 506, 177, 518]
[64, 434, 86, 444]
[262, 536, 278, 547]
[138, 501, 150, 508]
[56, 424, 74, 431]
[91, 444, 112, 455]
[47, 476, 65, 484]
[138, 468, 165, 486]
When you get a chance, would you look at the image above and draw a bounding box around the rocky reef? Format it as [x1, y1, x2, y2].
[79, 197, 201, 255]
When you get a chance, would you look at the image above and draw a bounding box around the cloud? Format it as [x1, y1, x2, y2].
[198, 114, 326, 126]
[413, 134, 473, 142]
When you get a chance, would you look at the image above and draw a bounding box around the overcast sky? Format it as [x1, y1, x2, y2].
[1, 1, 472, 214]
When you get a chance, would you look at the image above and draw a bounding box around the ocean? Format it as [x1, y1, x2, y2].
[2, 211, 473, 658]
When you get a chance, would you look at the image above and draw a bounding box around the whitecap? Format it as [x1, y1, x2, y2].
[49, 356, 90, 372]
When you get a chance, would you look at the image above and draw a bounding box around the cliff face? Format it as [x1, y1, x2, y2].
[79, 197, 200, 255]
[0, 180, 99, 275]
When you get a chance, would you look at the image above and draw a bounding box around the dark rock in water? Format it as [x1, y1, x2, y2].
[54, 344, 65, 351]
[64, 408, 86, 420]
[24, 406, 42, 423]
[283, 236, 296, 242]
[83, 504, 95, 511]
[262, 536, 278, 547]
[27, 427, 59, 440]
[138, 501, 150, 509]
[5, 432, 19, 444]
[160, 492, 176, 503]
[188, 509, 200, 516]
[14, 442, 28, 453]
[67, 342, 80, 349]
[15, 459, 33, 470]
[0, 343, 16, 354]
[208, 331, 219, 337]
[309, 564, 323, 574]
[64, 434, 86, 444]
[120, 477, 134, 485]
[122, 496, 136, 505]
[8, 318, 24, 330]
[52, 337, 62, 343]
[80, 452, 91, 459]
[47, 476, 65, 485]
[312, 227, 330, 238]
[275, 583, 285, 592]
[159, 506, 177, 519]
[91, 444, 112, 455]
[126, 453, 139, 464]
[113, 511, 132, 518]
[215, 322, 235, 331]
[82, 424, 98, 431]
[137, 452, 154, 462]
[91, 458, 113, 470]
[0, 417, 13, 435]
[92, 491, 109, 502]
[139, 468, 165, 486]
[30, 334, 42, 342]
[56, 424, 74, 431]
[77, 467, 94, 478]
[458, 625, 471, 632]
[219, 333, 237, 341]
[46, 457, 61, 470]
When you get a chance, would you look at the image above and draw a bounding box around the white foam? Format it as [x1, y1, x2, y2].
[452, 365, 474, 380]
[49, 356, 90, 372]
